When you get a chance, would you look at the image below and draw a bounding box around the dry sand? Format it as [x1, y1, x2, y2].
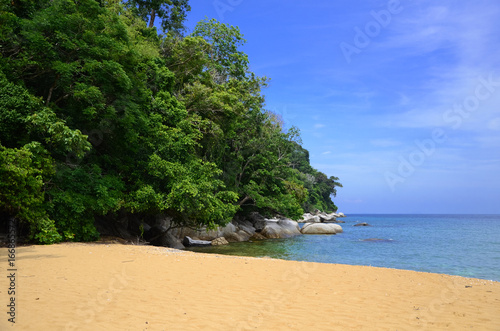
[1, 242, 499, 330]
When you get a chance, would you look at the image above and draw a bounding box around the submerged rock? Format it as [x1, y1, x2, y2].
[361, 238, 393, 243]
[354, 222, 371, 227]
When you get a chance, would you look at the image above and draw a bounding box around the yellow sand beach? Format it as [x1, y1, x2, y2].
[1, 242, 499, 330]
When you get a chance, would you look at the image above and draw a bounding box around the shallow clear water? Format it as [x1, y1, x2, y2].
[188, 214, 500, 281]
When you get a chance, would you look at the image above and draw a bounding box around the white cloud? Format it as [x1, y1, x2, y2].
[365, 1, 500, 134]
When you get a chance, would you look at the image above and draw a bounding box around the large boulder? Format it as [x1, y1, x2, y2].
[301, 223, 343, 235]
[145, 226, 185, 249]
[234, 220, 256, 236]
[225, 229, 253, 242]
[277, 218, 301, 236]
[260, 218, 301, 239]
[250, 232, 267, 240]
[260, 221, 282, 239]
[248, 212, 267, 231]
[159, 232, 185, 249]
[172, 222, 239, 242]
[221, 223, 237, 238]
[176, 226, 221, 241]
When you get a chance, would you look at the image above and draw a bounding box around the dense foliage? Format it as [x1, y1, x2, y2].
[0, 0, 342, 243]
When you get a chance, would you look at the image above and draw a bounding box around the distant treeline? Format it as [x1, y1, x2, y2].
[0, 0, 342, 243]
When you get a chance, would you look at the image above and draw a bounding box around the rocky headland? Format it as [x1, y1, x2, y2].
[95, 210, 347, 249]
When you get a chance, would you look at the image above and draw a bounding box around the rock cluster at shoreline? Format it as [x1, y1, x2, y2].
[300, 211, 346, 224]
[95, 210, 346, 249]
[176, 210, 346, 247]
[175, 212, 304, 247]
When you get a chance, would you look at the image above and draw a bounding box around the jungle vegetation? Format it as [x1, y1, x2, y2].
[0, 0, 342, 243]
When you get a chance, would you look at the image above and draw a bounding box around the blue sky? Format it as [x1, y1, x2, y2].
[182, 0, 500, 214]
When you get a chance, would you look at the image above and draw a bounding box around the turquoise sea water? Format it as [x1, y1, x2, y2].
[188, 214, 500, 281]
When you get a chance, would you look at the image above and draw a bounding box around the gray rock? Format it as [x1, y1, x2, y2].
[238, 229, 254, 242]
[222, 229, 249, 242]
[260, 222, 282, 239]
[172, 219, 257, 243]
[301, 223, 343, 235]
[250, 212, 268, 231]
[146, 227, 185, 249]
[260, 218, 301, 239]
[235, 220, 256, 236]
[195, 230, 221, 241]
[250, 232, 266, 240]
[354, 223, 371, 227]
[211, 237, 229, 246]
[173, 222, 236, 241]
[162, 232, 185, 249]
[318, 213, 337, 223]
[182, 236, 212, 247]
[300, 213, 321, 223]
[277, 218, 301, 236]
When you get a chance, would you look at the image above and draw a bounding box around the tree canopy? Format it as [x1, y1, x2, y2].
[0, 0, 342, 243]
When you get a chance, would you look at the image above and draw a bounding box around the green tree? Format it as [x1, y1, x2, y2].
[126, 0, 190, 34]
[0, 1, 342, 244]
[190, 18, 249, 82]
[0, 142, 61, 243]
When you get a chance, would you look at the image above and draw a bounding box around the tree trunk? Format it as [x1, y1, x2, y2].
[238, 195, 252, 206]
[148, 9, 156, 28]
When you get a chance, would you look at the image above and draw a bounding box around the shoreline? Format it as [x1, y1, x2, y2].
[1, 242, 499, 330]
[186, 238, 500, 283]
